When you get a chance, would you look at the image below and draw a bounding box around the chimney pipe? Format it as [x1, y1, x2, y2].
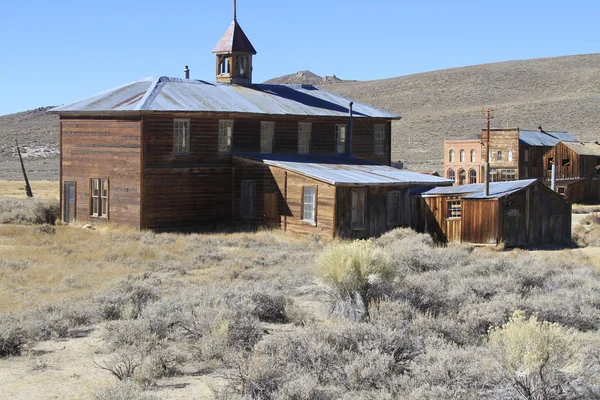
[184, 65, 190, 79]
[551, 163, 557, 191]
[348, 102, 353, 156]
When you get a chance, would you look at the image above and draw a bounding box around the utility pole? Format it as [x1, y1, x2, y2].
[15, 139, 33, 197]
[482, 108, 493, 196]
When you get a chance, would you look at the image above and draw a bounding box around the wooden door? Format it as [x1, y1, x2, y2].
[64, 182, 76, 223]
[445, 218, 462, 242]
[264, 193, 278, 224]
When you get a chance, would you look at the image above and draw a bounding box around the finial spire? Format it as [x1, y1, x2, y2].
[233, 0, 237, 21]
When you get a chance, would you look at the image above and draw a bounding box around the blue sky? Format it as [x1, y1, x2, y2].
[1, 0, 598, 116]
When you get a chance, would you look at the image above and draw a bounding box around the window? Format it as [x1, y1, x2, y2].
[489, 150, 492, 162]
[497, 150, 503, 161]
[218, 120, 233, 153]
[351, 189, 366, 229]
[524, 149, 529, 163]
[460, 149, 465, 163]
[219, 56, 230, 75]
[562, 159, 571, 167]
[387, 191, 401, 225]
[508, 149, 513, 162]
[237, 55, 249, 77]
[470, 149, 476, 163]
[490, 169, 499, 182]
[298, 122, 311, 154]
[91, 178, 109, 218]
[458, 169, 466, 185]
[260, 121, 274, 153]
[469, 169, 477, 184]
[448, 200, 461, 218]
[302, 187, 316, 223]
[241, 181, 254, 217]
[547, 157, 554, 171]
[449, 149, 455, 163]
[374, 124, 385, 154]
[557, 186, 566, 195]
[335, 124, 347, 154]
[500, 169, 516, 181]
[447, 168, 456, 183]
[173, 119, 190, 154]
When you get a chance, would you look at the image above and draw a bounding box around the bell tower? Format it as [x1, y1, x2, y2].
[212, 0, 257, 85]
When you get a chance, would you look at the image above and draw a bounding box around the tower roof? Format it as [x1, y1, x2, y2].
[212, 20, 257, 55]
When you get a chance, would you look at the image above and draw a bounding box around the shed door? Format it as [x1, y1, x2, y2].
[446, 219, 462, 243]
[64, 182, 76, 223]
[264, 193, 278, 223]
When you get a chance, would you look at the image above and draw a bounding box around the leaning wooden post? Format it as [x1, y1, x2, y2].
[15, 139, 33, 197]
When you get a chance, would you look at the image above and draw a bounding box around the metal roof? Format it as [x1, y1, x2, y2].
[212, 20, 257, 55]
[50, 77, 400, 119]
[519, 130, 579, 147]
[561, 141, 600, 156]
[422, 179, 538, 199]
[234, 153, 453, 186]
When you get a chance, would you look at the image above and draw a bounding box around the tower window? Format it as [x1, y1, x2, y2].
[219, 56, 230, 75]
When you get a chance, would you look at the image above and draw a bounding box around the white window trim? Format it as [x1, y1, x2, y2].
[260, 121, 275, 153]
[298, 122, 311, 154]
[335, 124, 347, 154]
[448, 200, 461, 218]
[301, 186, 317, 225]
[449, 149, 455, 163]
[91, 178, 109, 218]
[218, 120, 233, 153]
[374, 124, 386, 154]
[173, 119, 190, 155]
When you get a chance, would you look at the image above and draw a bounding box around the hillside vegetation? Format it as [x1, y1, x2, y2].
[1, 54, 599, 179]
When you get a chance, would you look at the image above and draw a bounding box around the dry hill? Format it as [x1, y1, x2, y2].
[0, 54, 599, 180]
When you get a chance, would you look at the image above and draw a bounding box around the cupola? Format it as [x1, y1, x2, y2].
[212, 0, 257, 85]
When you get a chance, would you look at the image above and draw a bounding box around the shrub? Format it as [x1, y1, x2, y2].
[488, 310, 590, 399]
[0, 197, 59, 225]
[250, 292, 288, 323]
[94, 276, 160, 321]
[94, 346, 144, 381]
[316, 240, 397, 319]
[0, 314, 26, 357]
[94, 381, 159, 400]
[24, 301, 92, 341]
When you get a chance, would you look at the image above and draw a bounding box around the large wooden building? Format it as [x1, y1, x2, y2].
[417, 179, 572, 246]
[50, 11, 451, 238]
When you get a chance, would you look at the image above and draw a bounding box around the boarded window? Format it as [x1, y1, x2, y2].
[449, 149, 455, 162]
[374, 124, 385, 154]
[448, 200, 461, 218]
[173, 119, 190, 154]
[302, 187, 316, 223]
[470, 149, 476, 163]
[218, 120, 233, 153]
[91, 178, 109, 218]
[298, 122, 311, 154]
[387, 191, 401, 225]
[335, 124, 346, 154]
[469, 169, 477, 184]
[260, 122, 274, 153]
[351, 189, 366, 229]
[241, 181, 254, 218]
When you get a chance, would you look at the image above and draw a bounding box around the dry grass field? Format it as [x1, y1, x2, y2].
[0, 181, 58, 200]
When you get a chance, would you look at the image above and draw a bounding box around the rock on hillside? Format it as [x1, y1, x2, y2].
[264, 70, 346, 85]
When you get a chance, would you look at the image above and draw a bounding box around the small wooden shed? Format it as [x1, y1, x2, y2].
[417, 179, 572, 246]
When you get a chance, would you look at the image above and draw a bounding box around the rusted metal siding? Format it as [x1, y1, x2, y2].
[61, 118, 142, 228]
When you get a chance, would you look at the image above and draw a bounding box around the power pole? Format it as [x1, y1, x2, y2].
[15, 139, 33, 197]
[482, 108, 493, 196]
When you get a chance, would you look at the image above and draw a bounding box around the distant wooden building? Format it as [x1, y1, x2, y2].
[417, 179, 572, 246]
[50, 10, 452, 237]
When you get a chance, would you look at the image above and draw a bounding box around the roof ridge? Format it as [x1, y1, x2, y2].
[135, 77, 163, 111]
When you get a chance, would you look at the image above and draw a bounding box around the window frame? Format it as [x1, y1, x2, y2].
[335, 124, 347, 154]
[449, 149, 455, 163]
[351, 188, 367, 230]
[301, 186, 317, 225]
[508, 149, 513, 162]
[387, 190, 401, 226]
[218, 119, 234, 153]
[90, 178, 109, 218]
[470, 149, 476, 163]
[469, 169, 477, 184]
[260, 121, 275, 153]
[374, 124, 386, 154]
[173, 119, 190, 155]
[298, 122, 311, 154]
[497, 150, 503, 161]
[459, 149, 465, 163]
[240, 180, 255, 218]
[447, 168, 456, 183]
[447, 200, 461, 219]
[458, 169, 466, 185]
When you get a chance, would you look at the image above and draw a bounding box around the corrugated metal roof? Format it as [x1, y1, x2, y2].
[422, 179, 537, 199]
[519, 130, 579, 146]
[562, 141, 600, 156]
[234, 153, 453, 186]
[212, 20, 257, 54]
[50, 77, 400, 119]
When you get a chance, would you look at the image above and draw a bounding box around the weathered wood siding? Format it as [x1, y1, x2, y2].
[420, 195, 468, 243]
[60, 119, 142, 227]
[232, 157, 336, 238]
[558, 178, 600, 204]
[461, 200, 499, 244]
[335, 186, 412, 239]
[519, 145, 552, 179]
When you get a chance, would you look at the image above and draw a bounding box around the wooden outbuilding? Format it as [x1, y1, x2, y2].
[417, 179, 572, 246]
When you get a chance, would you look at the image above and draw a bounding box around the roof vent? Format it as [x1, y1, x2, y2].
[184, 65, 190, 79]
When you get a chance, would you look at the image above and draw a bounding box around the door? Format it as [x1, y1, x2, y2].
[64, 182, 76, 223]
[264, 193, 278, 224]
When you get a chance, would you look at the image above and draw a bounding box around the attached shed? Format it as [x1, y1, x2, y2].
[419, 179, 571, 246]
[232, 153, 452, 239]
